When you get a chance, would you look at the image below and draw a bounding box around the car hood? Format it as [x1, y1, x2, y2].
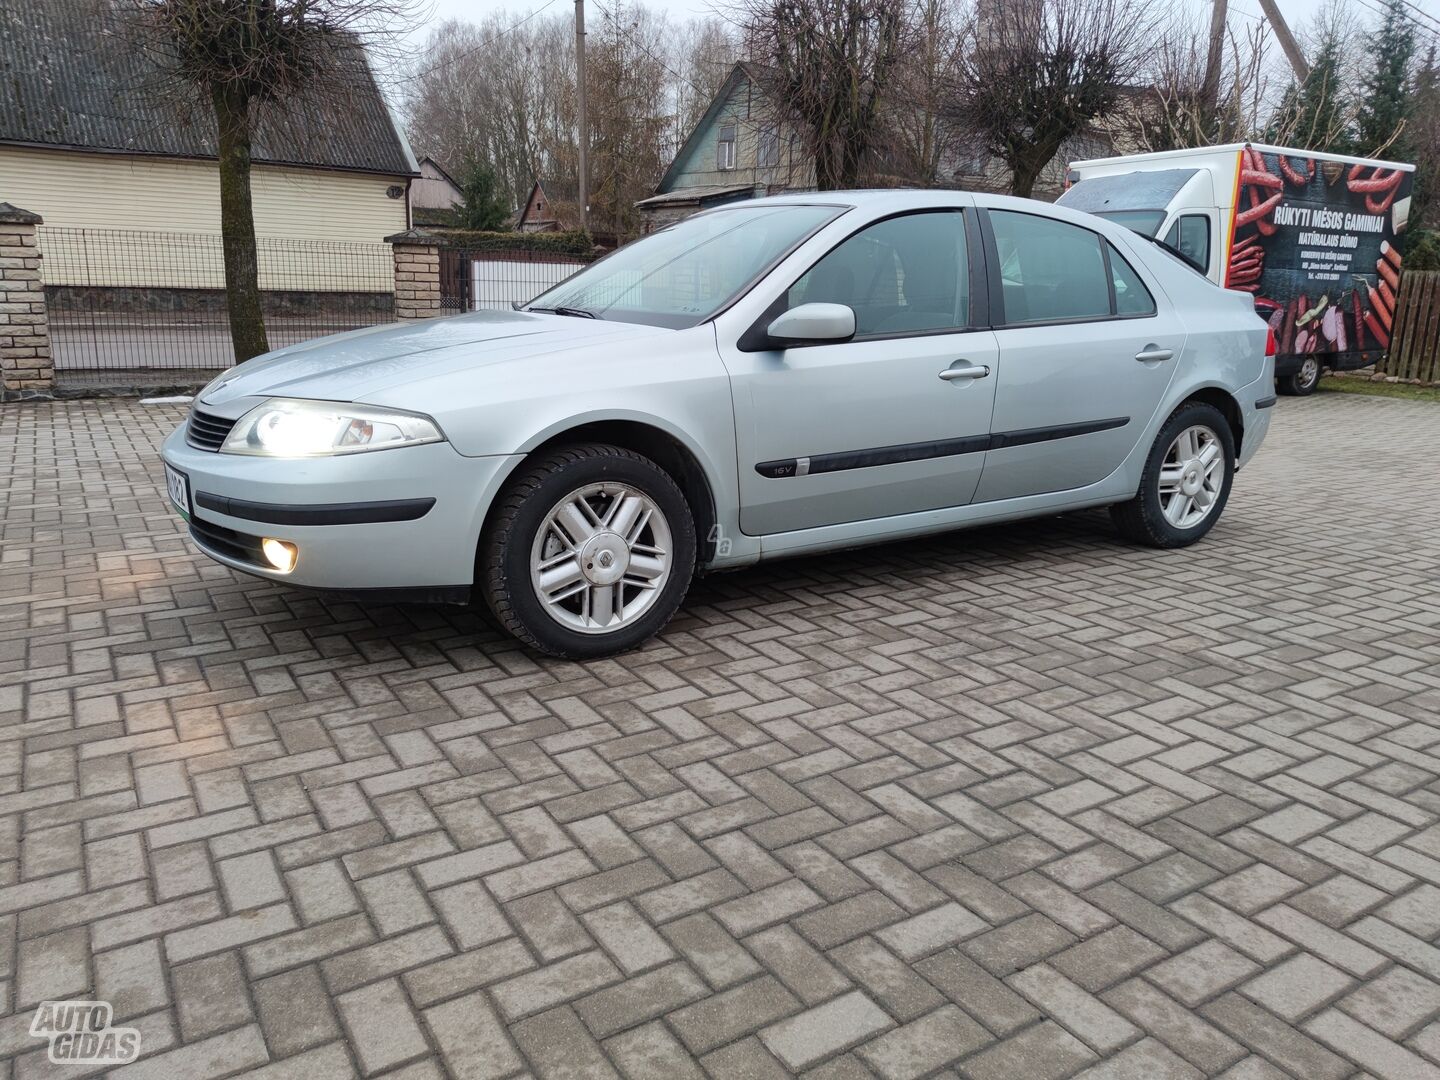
[198, 309, 672, 408]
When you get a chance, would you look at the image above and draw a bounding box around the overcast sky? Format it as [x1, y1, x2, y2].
[398, 0, 1440, 44]
[383, 0, 1440, 87]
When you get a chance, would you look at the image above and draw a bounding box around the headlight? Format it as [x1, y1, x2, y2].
[220, 399, 444, 457]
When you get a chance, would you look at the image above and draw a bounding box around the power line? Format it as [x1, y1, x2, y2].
[1398, 0, 1440, 38]
[1349, 0, 1440, 45]
[1351, 0, 1440, 49]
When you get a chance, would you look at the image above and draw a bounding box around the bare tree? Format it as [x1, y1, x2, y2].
[402, 15, 574, 212]
[1122, 16, 1274, 152]
[1264, 0, 1366, 151]
[673, 17, 744, 139]
[883, 0, 963, 184]
[403, 4, 713, 239]
[121, 0, 417, 362]
[737, 0, 911, 189]
[948, 0, 1157, 197]
[587, 2, 675, 236]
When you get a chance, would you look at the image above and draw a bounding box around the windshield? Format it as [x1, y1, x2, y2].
[525, 204, 842, 328]
[1093, 210, 1166, 236]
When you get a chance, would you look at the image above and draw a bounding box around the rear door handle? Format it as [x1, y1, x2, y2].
[1135, 347, 1174, 362]
[939, 363, 990, 381]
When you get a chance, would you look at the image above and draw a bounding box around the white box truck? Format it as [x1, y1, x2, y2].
[1058, 143, 1414, 395]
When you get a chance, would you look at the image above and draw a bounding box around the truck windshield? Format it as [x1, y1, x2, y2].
[1093, 210, 1166, 236]
[525, 204, 843, 328]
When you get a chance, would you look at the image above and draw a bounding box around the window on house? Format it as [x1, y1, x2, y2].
[717, 122, 737, 170]
[757, 129, 780, 168]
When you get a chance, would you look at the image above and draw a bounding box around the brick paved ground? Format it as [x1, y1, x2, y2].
[1, 394, 1439, 1079]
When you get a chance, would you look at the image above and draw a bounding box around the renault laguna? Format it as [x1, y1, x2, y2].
[162, 191, 1275, 657]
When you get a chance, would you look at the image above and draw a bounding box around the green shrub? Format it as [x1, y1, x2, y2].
[1404, 229, 1440, 271]
[434, 229, 596, 256]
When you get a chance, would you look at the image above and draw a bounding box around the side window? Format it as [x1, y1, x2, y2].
[757, 129, 780, 168]
[789, 211, 969, 337]
[717, 122, 736, 170]
[1108, 242, 1156, 316]
[990, 210, 1110, 324]
[1163, 214, 1210, 274]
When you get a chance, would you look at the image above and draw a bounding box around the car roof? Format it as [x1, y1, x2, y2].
[738, 189, 968, 211]
[731, 188, 1142, 242]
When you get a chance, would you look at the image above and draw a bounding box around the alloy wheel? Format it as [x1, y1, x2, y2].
[1158, 424, 1225, 529]
[529, 482, 672, 634]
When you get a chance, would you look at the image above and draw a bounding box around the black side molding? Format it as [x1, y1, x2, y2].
[988, 416, 1130, 449]
[1254, 396, 1277, 410]
[756, 417, 1130, 478]
[195, 493, 436, 526]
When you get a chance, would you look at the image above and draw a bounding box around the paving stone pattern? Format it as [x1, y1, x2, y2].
[2, 394, 1440, 1079]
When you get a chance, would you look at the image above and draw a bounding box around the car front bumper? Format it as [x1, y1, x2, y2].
[160, 426, 522, 594]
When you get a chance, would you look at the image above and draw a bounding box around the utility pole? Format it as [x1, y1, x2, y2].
[575, 0, 589, 231]
[1256, 0, 1311, 83]
[1200, 0, 1228, 116]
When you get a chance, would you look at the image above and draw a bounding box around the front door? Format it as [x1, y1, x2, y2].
[720, 208, 1000, 536]
[973, 207, 1183, 503]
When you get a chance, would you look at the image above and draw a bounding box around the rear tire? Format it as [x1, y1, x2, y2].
[1278, 355, 1320, 396]
[1111, 401, 1235, 549]
[481, 444, 696, 658]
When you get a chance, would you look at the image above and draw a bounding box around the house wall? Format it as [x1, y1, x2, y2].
[0, 145, 406, 290]
[662, 72, 813, 195]
[412, 160, 461, 211]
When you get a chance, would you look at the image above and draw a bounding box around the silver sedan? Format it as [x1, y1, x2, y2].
[161, 191, 1276, 657]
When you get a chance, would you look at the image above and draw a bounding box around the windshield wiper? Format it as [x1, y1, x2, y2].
[529, 305, 598, 319]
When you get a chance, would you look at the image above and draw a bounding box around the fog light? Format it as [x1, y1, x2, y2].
[261, 538, 298, 573]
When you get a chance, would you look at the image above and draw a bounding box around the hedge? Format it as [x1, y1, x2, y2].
[432, 229, 596, 256]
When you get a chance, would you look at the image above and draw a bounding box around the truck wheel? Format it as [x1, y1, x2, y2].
[1278, 356, 1320, 396]
[1111, 401, 1235, 549]
[481, 444, 696, 659]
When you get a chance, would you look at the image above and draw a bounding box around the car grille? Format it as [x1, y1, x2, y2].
[189, 518, 266, 568]
[186, 407, 238, 452]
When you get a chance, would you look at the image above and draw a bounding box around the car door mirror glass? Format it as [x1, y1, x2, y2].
[766, 303, 856, 345]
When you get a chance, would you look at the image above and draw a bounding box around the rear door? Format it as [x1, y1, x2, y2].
[720, 206, 1001, 536]
[973, 205, 1184, 503]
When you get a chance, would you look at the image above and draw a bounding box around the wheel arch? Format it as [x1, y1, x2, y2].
[482, 416, 721, 567]
[1180, 385, 1244, 458]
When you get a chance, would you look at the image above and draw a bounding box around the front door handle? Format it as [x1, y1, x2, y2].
[1135, 346, 1174, 362]
[939, 363, 990, 381]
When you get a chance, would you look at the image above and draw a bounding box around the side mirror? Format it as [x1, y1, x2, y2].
[765, 303, 856, 346]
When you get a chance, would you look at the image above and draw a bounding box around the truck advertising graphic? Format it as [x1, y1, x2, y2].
[1228, 147, 1411, 361]
[1060, 143, 1416, 394]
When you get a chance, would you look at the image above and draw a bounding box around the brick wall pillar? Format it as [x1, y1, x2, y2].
[385, 229, 442, 320]
[0, 203, 53, 401]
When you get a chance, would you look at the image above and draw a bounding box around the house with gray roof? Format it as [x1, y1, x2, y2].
[0, 0, 419, 250]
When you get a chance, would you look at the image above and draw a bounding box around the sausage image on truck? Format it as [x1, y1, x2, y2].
[1058, 143, 1415, 395]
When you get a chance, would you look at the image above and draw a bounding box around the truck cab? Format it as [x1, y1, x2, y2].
[1058, 164, 1224, 283]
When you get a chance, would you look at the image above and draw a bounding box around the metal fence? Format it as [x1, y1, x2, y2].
[440, 244, 597, 312]
[39, 227, 395, 384]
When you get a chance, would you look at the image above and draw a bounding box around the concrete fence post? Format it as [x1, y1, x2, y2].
[0, 203, 54, 402]
[385, 228, 442, 321]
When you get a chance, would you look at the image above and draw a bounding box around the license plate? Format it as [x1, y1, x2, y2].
[164, 463, 191, 521]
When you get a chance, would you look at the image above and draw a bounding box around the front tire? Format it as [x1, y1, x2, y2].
[1278, 355, 1320, 396]
[481, 444, 696, 658]
[1111, 401, 1235, 549]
